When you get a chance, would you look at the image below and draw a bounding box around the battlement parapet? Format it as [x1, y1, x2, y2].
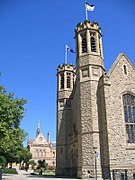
[57, 63, 76, 73]
[75, 20, 101, 34]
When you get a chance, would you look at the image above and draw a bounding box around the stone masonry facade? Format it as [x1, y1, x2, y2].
[56, 20, 135, 179]
[28, 123, 56, 168]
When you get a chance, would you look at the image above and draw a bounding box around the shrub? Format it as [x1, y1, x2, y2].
[0, 156, 7, 169]
[3, 168, 18, 174]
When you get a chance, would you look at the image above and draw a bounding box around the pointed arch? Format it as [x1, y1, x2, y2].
[91, 36, 96, 52]
[60, 74, 64, 89]
[81, 33, 87, 53]
[123, 93, 135, 143]
[67, 73, 71, 88]
[123, 65, 127, 75]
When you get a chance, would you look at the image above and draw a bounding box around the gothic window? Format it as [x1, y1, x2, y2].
[39, 150, 42, 157]
[81, 34, 87, 53]
[43, 150, 46, 157]
[60, 74, 64, 89]
[36, 150, 39, 157]
[67, 73, 71, 88]
[123, 65, 127, 75]
[73, 74, 75, 87]
[90, 32, 96, 52]
[123, 94, 135, 143]
[98, 35, 102, 55]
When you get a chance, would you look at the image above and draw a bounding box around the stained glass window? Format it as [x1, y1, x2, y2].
[123, 94, 135, 143]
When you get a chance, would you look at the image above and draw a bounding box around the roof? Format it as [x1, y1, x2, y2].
[107, 53, 135, 76]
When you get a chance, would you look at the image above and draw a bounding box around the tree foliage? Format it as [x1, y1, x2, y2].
[37, 160, 48, 170]
[27, 160, 36, 169]
[0, 156, 7, 168]
[0, 85, 28, 164]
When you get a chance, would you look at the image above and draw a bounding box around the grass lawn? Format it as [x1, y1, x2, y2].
[32, 170, 55, 176]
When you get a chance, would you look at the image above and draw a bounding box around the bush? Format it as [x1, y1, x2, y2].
[3, 168, 18, 174]
[0, 156, 7, 169]
[43, 170, 55, 176]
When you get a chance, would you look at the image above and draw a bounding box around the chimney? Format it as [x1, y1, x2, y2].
[47, 131, 50, 143]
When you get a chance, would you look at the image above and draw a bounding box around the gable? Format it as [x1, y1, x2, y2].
[33, 132, 48, 145]
[107, 53, 135, 77]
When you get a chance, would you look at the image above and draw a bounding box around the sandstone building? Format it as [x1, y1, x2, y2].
[28, 121, 56, 167]
[56, 20, 135, 179]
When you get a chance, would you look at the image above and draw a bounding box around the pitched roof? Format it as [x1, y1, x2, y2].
[107, 53, 135, 76]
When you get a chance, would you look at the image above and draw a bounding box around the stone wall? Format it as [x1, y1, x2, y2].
[102, 54, 135, 178]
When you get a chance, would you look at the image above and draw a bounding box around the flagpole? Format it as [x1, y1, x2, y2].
[65, 45, 68, 64]
[85, 0, 88, 20]
[85, 9, 88, 20]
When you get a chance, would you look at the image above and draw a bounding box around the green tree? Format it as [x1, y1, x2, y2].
[27, 160, 36, 169]
[0, 85, 27, 165]
[0, 156, 7, 168]
[37, 159, 48, 174]
[11, 146, 32, 168]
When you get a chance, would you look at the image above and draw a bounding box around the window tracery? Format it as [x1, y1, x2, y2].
[123, 94, 135, 143]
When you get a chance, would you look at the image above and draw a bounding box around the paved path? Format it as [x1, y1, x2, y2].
[2, 169, 101, 180]
[2, 169, 76, 180]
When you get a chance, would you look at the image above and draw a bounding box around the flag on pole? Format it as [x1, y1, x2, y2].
[85, 2, 95, 11]
[66, 45, 75, 53]
[65, 45, 75, 64]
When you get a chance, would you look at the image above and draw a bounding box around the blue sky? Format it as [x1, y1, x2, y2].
[0, 0, 135, 146]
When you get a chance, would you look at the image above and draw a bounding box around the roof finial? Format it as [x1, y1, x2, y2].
[36, 119, 40, 137]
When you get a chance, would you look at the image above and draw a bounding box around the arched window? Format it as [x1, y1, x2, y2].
[81, 34, 87, 53]
[91, 36, 96, 52]
[36, 149, 39, 157]
[60, 74, 64, 89]
[123, 94, 135, 143]
[123, 65, 127, 75]
[67, 73, 71, 88]
[40, 150, 43, 157]
[43, 150, 46, 157]
[98, 35, 102, 55]
[73, 74, 75, 87]
[90, 32, 96, 52]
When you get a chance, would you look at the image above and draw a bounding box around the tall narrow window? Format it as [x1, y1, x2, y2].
[81, 34, 87, 53]
[60, 74, 64, 89]
[123, 94, 135, 143]
[73, 74, 75, 87]
[123, 65, 127, 75]
[90, 32, 96, 52]
[67, 73, 71, 88]
[99, 35, 102, 55]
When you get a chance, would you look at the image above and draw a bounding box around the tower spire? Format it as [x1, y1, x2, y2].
[36, 119, 40, 137]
